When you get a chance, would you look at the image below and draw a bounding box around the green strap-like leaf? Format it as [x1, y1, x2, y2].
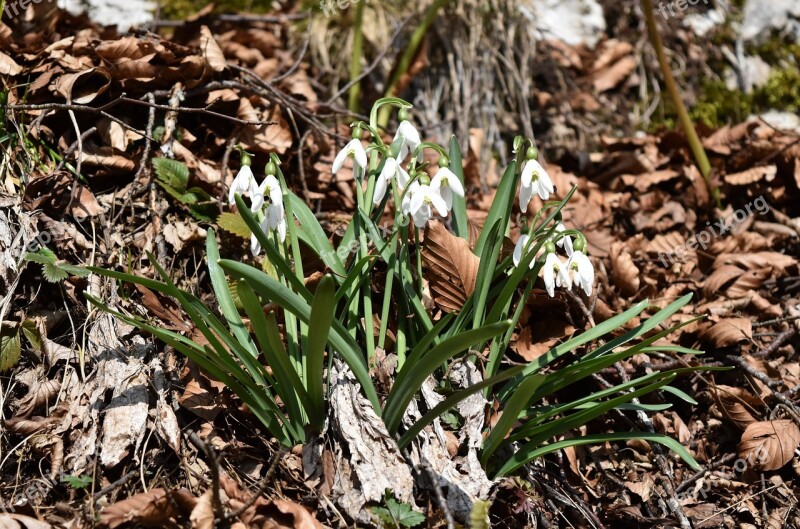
[306, 275, 336, 427]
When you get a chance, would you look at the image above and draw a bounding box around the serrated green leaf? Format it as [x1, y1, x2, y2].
[0, 326, 21, 373]
[61, 474, 93, 489]
[21, 319, 44, 352]
[217, 211, 252, 239]
[43, 262, 68, 283]
[152, 158, 189, 191]
[371, 498, 425, 528]
[24, 248, 56, 265]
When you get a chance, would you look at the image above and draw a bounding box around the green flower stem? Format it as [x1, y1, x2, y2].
[641, 0, 718, 205]
[348, 0, 366, 113]
[354, 167, 376, 361]
[377, 0, 450, 127]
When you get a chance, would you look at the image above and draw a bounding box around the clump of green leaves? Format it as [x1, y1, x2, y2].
[370, 492, 425, 529]
[24, 247, 90, 283]
[0, 319, 43, 374]
[152, 158, 218, 221]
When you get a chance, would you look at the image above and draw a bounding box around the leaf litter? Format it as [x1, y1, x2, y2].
[0, 2, 799, 528]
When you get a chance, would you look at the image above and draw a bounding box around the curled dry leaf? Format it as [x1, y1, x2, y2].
[610, 242, 640, 296]
[738, 420, 800, 471]
[199, 26, 227, 73]
[712, 384, 762, 429]
[0, 514, 53, 529]
[724, 165, 777, 186]
[15, 379, 61, 418]
[422, 221, 480, 313]
[698, 318, 753, 348]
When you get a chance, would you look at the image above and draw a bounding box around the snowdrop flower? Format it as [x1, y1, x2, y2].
[228, 164, 257, 205]
[553, 222, 574, 256]
[566, 250, 594, 296]
[408, 184, 448, 228]
[373, 157, 409, 205]
[430, 166, 464, 210]
[542, 253, 571, 298]
[519, 159, 555, 213]
[394, 120, 422, 161]
[251, 174, 283, 213]
[513, 234, 530, 267]
[401, 180, 419, 216]
[332, 138, 368, 176]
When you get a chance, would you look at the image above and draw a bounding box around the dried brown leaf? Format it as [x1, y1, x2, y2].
[422, 221, 479, 312]
[738, 420, 800, 471]
[199, 26, 227, 72]
[610, 242, 640, 296]
[698, 318, 753, 347]
[724, 165, 777, 186]
[98, 488, 196, 529]
[713, 384, 762, 429]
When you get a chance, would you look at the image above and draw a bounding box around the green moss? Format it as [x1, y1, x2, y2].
[159, 0, 273, 20]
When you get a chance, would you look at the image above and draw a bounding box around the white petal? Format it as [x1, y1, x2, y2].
[397, 165, 410, 188]
[513, 235, 529, 267]
[277, 217, 287, 243]
[379, 158, 398, 182]
[428, 190, 449, 217]
[398, 121, 421, 148]
[520, 161, 535, 187]
[351, 139, 368, 170]
[250, 232, 261, 256]
[409, 189, 426, 215]
[542, 260, 556, 297]
[413, 205, 431, 228]
[332, 145, 349, 175]
[519, 182, 533, 213]
[373, 175, 388, 205]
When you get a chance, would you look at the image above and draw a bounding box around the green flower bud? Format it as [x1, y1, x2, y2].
[265, 160, 277, 176]
[526, 146, 539, 161]
[545, 241, 556, 254]
[438, 156, 450, 168]
[398, 107, 409, 122]
[573, 237, 586, 252]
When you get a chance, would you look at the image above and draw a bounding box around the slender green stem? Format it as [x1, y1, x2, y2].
[641, 0, 719, 205]
[377, 0, 450, 127]
[348, 0, 366, 113]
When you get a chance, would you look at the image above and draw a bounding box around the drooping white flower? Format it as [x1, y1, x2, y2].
[542, 253, 571, 298]
[228, 165, 257, 205]
[401, 180, 418, 215]
[394, 120, 422, 161]
[403, 184, 448, 228]
[553, 222, 574, 256]
[430, 167, 465, 210]
[332, 139, 368, 175]
[373, 157, 409, 205]
[566, 250, 594, 296]
[519, 159, 555, 212]
[251, 174, 283, 213]
[513, 234, 530, 268]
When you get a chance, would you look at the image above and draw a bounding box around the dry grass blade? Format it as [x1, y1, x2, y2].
[422, 221, 480, 312]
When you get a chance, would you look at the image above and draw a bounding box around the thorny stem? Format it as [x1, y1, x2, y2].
[641, 0, 719, 207]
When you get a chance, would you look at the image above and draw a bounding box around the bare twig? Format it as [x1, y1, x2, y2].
[188, 430, 224, 523]
[225, 446, 288, 520]
[54, 126, 97, 173]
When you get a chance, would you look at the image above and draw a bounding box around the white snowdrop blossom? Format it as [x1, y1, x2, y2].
[430, 167, 465, 210]
[408, 184, 448, 228]
[567, 250, 594, 296]
[251, 174, 283, 213]
[553, 222, 574, 256]
[519, 159, 555, 212]
[394, 120, 422, 161]
[401, 180, 419, 216]
[542, 253, 571, 298]
[228, 165, 257, 205]
[513, 235, 544, 268]
[332, 139, 368, 175]
[373, 157, 409, 205]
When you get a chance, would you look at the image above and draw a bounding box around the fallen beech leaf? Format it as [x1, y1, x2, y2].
[0, 51, 23, 75]
[738, 420, 800, 471]
[610, 242, 640, 296]
[698, 318, 752, 347]
[592, 56, 637, 93]
[422, 221, 480, 312]
[724, 165, 777, 186]
[0, 514, 53, 529]
[98, 488, 196, 529]
[199, 26, 227, 72]
[713, 384, 761, 429]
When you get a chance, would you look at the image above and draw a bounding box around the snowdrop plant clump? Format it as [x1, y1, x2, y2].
[87, 97, 706, 486]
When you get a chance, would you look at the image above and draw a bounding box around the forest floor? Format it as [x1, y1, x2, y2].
[1, 2, 800, 528]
